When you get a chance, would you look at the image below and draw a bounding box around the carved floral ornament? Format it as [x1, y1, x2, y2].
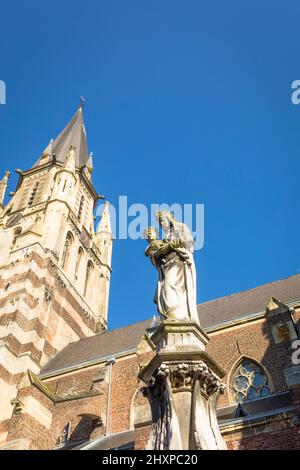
[146, 361, 226, 397]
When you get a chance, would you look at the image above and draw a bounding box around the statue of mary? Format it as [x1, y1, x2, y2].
[145, 211, 199, 325]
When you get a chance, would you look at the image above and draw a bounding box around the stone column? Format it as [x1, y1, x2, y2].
[139, 321, 227, 450]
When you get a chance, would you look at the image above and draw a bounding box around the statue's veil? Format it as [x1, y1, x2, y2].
[156, 211, 194, 252]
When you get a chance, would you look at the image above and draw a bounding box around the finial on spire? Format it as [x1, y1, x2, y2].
[0, 170, 10, 206]
[97, 201, 112, 235]
[87, 152, 93, 173]
[80, 96, 86, 109]
[3, 170, 10, 181]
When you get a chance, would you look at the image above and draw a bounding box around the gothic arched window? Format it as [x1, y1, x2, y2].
[61, 232, 74, 270]
[84, 261, 94, 298]
[74, 247, 84, 280]
[231, 359, 271, 403]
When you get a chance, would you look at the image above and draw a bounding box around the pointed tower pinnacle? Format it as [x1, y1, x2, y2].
[0, 170, 10, 206]
[97, 201, 112, 235]
[34, 104, 89, 169]
[87, 152, 94, 173]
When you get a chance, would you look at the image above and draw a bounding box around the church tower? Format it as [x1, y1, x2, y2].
[0, 105, 113, 442]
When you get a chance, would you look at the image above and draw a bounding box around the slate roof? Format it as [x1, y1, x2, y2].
[34, 106, 90, 169]
[41, 319, 152, 375]
[197, 273, 300, 328]
[41, 274, 300, 376]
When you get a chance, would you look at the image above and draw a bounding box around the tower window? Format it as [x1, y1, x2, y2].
[28, 182, 39, 207]
[78, 195, 85, 221]
[61, 232, 74, 270]
[74, 247, 84, 280]
[231, 360, 271, 403]
[84, 260, 94, 298]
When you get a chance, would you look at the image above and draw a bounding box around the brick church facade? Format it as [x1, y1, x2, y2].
[0, 106, 299, 450]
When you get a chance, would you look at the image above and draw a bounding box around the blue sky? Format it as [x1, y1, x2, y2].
[1, 1, 300, 330]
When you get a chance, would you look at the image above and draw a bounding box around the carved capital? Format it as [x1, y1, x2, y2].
[147, 361, 226, 397]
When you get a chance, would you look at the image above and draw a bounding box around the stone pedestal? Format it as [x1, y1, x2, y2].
[139, 321, 227, 450]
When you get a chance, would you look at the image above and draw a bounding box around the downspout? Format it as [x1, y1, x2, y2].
[104, 356, 116, 436]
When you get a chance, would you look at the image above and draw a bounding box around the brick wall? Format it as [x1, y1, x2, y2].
[135, 425, 151, 450]
[2, 313, 300, 450]
[227, 426, 300, 450]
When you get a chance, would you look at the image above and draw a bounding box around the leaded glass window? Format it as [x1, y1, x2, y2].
[232, 360, 271, 403]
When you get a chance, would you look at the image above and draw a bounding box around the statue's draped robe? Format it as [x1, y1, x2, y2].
[192, 383, 227, 450]
[147, 377, 226, 450]
[147, 377, 182, 450]
[150, 223, 199, 324]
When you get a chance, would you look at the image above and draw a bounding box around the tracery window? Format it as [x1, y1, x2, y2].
[232, 360, 271, 403]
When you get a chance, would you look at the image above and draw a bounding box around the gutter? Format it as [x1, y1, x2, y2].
[104, 357, 116, 436]
[219, 405, 295, 429]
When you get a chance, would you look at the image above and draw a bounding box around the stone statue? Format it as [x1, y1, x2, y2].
[141, 211, 227, 450]
[145, 211, 199, 324]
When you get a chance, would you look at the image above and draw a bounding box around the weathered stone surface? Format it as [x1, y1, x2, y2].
[284, 365, 300, 387]
[139, 321, 227, 450]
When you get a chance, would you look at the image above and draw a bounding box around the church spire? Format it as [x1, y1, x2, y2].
[34, 104, 89, 169]
[0, 170, 10, 206]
